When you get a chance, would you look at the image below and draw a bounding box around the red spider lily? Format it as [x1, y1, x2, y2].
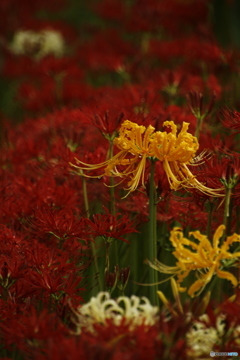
[22, 243, 84, 301]
[0, 255, 26, 290]
[17, 80, 56, 112]
[0, 175, 37, 223]
[132, 102, 196, 133]
[24, 238, 87, 278]
[77, 30, 134, 72]
[105, 265, 130, 293]
[197, 154, 240, 190]
[18, 78, 91, 113]
[218, 107, 240, 135]
[28, 270, 83, 300]
[203, 134, 236, 155]
[220, 156, 240, 189]
[105, 267, 118, 292]
[70, 146, 108, 178]
[94, 0, 126, 22]
[86, 207, 138, 243]
[26, 207, 89, 243]
[7, 279, 39, 303]
[126, 0, 208, 34]
[8, 52, 87, 112]
[117, 266, 130, 292]
[219, 289, 240, 323]
[0, 224, 23, 253]
[118, 192, 170, 224]
[92, 110, 124, 137]
[117, 192, 149, 222]
[0, 1, 66, 38]
[186, 90, 216, 120]
[120, 84, 162, 117]
[80, 321, 163, 360]
[160, 69, 186, 98]
[5, 107, 89, 147]
[24, 242, 71, 269]
[0, 307, 67, 353]
[168, 195, 208, 231]
[150, 36, 224, 71]
[0, 172, 83, 226]
[33, 176, 81, 210]
[32, 321, 164, 360]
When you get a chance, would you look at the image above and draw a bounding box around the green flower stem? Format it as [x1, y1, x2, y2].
[205, 275, 222, 301]
[148, 159, 159, 306]
[223, 187, 232, 238]
[82, 174, 103, 292]
[206, 201, 214, 239]
[105, 242, 110, 271]
[82, 174, 90, 217]
[236, 206, 240, 234]
[109, 139, 116, 216]
[108, 139, 118, 268]
[194, 115, 204, 140]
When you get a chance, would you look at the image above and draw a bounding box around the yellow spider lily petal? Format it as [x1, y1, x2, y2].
[114, 120, 155, 156]
[213, 224, 225, 248]
[121, 154, 147, 197]
[157, 291, 179, 317]
[157, 291, 169, 306]
[216, 269, 238, 287]
[153, 121, 198, 163]
[222, 233, 240, 252]
[188, 278, 208, 297]
[171, 277, 184, 314]
[195, 291, 211, 316]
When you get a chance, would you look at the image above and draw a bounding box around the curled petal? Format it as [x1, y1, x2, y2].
[213, 225, 225, 249]
[216, 269, 238, 287]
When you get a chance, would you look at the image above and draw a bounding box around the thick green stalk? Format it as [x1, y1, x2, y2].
[223, 187, 232, 238]
[206, 201, 214, 239]
[236, 206, 240, 234]
[108, 140, 118, 268]
[194, 115, 204, 140]
[109, 140, 116, 217]
[148, 160, 159, 306]
[82, 175, 103, 292]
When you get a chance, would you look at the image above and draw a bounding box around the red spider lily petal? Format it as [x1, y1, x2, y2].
[27, 269, 83, 299]
[0, 307, 67, 352]
[86, 206, 139, 243]
[219, 107, 240, 133]
[26, 207, 89, 242]
[92, 110, 124, 135]
[196, 153, 240, 188]
[168, 195, 208, 230]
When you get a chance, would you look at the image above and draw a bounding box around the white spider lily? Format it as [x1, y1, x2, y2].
[73, 292, 159, 334]
[10, 29, 65, 59]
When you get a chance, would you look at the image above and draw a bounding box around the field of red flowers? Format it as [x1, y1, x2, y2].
[1, 0, 240, 359]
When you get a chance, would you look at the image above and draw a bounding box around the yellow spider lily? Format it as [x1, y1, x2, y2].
[71, 120, 223, 197]
[148, 225, 240, 297]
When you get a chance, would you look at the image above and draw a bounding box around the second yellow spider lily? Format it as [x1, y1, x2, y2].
[147, 225, 240, 297]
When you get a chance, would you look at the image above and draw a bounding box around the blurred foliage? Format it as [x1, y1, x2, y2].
[1, 0, 240, 123]
[212, 0, 240, 48]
